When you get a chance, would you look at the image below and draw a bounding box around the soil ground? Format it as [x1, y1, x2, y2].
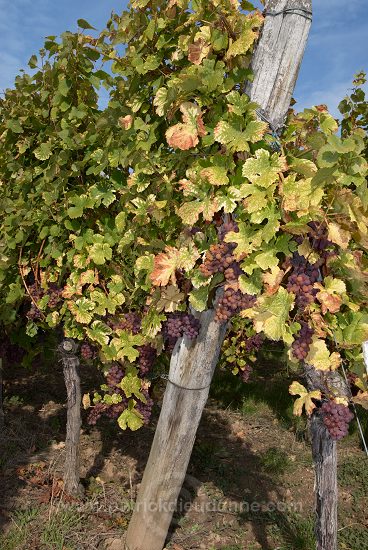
[0, 351, 367, 550]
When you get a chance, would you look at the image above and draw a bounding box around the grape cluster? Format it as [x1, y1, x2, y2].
[163, 313, 201, 351]
[199, 241, 237, 278]
[239, 364, 253, 383]
[26, 284, 44, 320]
[109, 312, 141, 334]
[80, 341, 97, 361]
[137, 344, 156, 376]
[244, 333, 264, 352]
[307, 221, 334, 253]
[87, 403, 108, 425]
[320, 401, 354, 440]
[215, 288, 256, 323]
[217, 220, 239, 242]
[47, 284, 63, 308]
[106, 364, 125, 390]
[286, 253, 319, 309]
[26, 283, 62, 320]
[87, 364, 129, 425]
[291, 322, 314, 361]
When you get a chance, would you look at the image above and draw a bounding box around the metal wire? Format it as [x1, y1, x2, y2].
[264, 8, 312, 21]
[340, 361, 368, 457]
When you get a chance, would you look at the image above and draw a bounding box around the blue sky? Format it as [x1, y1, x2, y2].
[0, 1, 367, 116]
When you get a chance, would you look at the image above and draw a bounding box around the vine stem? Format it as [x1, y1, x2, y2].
[18, 248, 46, 320]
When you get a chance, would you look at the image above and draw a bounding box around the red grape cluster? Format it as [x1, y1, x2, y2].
[320, 401, 354, 440]
[199, 241, 237, 278]
[291, 322, 314, 361]
[87, 403, 109, 425]
[244, 333, 263, 352]
[106, 363, 125, 389]
[87, 364, 129, 425]
[137, 344, 156, 376]
[163, 313, 201, 351]
[109, 312, 141, 334]
[80, 341, 97, 361]
[307, 221, 334, 253]
[239, 364, 253, 383]
[26, 283, 62, 320]
[286, 253, 319, 310]
[215, 287, 256, 323]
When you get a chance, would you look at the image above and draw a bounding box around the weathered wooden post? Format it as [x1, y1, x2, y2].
[58, 338, 84, 497]
[125, 2, 312, 549]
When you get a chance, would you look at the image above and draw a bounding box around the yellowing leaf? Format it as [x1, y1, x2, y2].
[353, 391, 368, 410]
[262, 266, 285, 295]
[188, 37, 210, 65]
[150, 245, 199, 286]
[166, 123, 199, 150]
[200, 166, 229, 186]
[118, 115, 133, 129]
[306, 337, 341, 371]
[327, 222, 351, 249]
[289, 381, 321, 416]
[156, 285, 185, 312]
[82, 393, 91, 409]
[253, 287, 294, 343]
[242, 149, 287, 188]
[118, 407, 144, 431]
[166, 102, 207, 150]
[315, 277, 346, 314]
[214, 120, 267, 153]
[281, 174, 323, 214]
[226, 12, 263, 59]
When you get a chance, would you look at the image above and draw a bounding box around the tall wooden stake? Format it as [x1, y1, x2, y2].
[58, 338, 84, 497]
[125, 3, 312, 549]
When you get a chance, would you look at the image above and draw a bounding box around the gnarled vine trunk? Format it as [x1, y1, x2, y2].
[125, 3, 312, 550]
[58, 338, 84, 497]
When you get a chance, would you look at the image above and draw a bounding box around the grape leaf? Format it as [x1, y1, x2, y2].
[289, 381, 321, 416]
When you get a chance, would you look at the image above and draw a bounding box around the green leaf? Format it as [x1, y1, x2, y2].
[86, 320, 112, 346]
[6, 119, 23, 133]
[242, 149, 286, 188]
[214, 120, 267, 153]
[77, 18, 96, 30]
[120, 372, 146, 401]
[6, 282, 24, 304]
[34, 142, 52, 161]
[89, 243, 112, 265]
[189, 286, 209, 312]
[117, 406, 144, 431]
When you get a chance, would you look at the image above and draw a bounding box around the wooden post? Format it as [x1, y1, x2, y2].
[304, 365, 350, 550]
[246, 0, 312, 131]
[58, 338, 84, 497]
[125, 307, 227, 550]
[125, 3, 313, 549]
